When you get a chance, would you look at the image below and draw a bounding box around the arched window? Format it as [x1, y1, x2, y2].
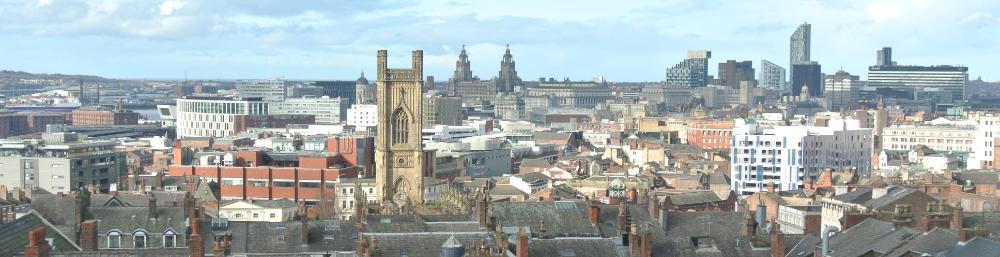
[133, 230, 147, 248]
[392, 108, 409, 145]
[163, 230, 176, 248]
[107, 231, 122, 248]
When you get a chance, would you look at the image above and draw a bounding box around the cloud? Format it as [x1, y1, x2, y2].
[0, 0, 996, 80]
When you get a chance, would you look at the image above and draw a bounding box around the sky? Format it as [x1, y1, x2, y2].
[0, 0, 997, 82]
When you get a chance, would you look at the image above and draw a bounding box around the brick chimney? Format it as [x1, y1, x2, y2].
[368, 237, 382, 257]
[23, 227, 50, 257]
[641, 225, 652, 257]
[648, 196, 660, 221]
[212, 239, 224, 257]
[80, 220, 98, 251]
[149, 195, 158, 220]
[189, 218, 204, 257]
[950, 205, 963, 230]
[301, 202, 310, 245]
[516, 227, 529, 257]
[770, 223, 785, 257]
[588, 202, 600, 226]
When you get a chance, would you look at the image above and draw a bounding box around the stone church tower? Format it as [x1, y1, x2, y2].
[374, 50, 426, 207]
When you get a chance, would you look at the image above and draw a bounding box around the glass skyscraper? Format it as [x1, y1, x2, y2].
[665, 50, 711, 88]
[867, 65, 968, 101]
[789, 23, 811, 85]
[759, 60, 786, 91]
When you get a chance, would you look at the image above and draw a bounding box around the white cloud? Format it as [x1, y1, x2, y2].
[159, 0, 184, 16]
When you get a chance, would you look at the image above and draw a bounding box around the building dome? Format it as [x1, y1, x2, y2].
[799, 84, 810, 97]
[356, 72, 369, 85]
[441, 235, 465, 257]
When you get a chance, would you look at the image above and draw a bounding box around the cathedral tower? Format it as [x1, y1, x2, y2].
[451, 45, 473, 83]
[375, 49, 426, 207]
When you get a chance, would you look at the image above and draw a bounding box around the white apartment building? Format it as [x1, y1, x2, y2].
[175, 96, 269, 138]
[968, 112, 1000, 169]
[731, 118, 872, 195]
[236, 79, 287, 102]
[334, 178, 378, 221]
[270, 96, 347, 124]
[346, 104, 377, 128]
[882, 125, 975, 153]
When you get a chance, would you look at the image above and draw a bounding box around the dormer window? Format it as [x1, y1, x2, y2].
[134, 231, 147, 248]
[107, 231, 122, 248]
[163, 230, 176, 248]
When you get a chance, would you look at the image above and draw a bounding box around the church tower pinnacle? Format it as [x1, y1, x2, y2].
[374, 50, 427, 210]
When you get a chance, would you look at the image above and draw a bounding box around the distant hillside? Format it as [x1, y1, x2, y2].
[967, 78, 1000, 99]
[0, 70, 113, 83]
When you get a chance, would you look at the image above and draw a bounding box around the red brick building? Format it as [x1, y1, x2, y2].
[685, 119, 733, 150]
[71, 109, 139, 125]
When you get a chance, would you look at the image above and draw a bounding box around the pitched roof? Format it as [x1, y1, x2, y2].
[659, 212, 771, 257]
[0, 211, 82, 256]
[492, 201, 599, 237]
[227, 220, 356, 254]
[665, 191, 723, 206]
[526, 238, 626, 257]
[515, 172, 552, 184]
[520, 158, 554, 169]
[938, 237, 1000, 257]
[90, 206, 188, 235]
[883, 228, 959, 257]
[824, 218, 923, 257]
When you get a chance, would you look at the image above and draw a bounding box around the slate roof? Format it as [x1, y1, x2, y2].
[955, 171, 1000, 185]
[831, 187, 873, 204]
[526, 238, 627, 257]
[488, 184, 527, 198]
[515, 172, 551, 184]
[227, 219, 356, 254]
[665, 191, 723, 206]
[520, 158, 553, 169]
[492, 201, 599, 237]
[90, 192, 186, 207]
[366, 233, 492, 257]
[824, 218, 924, 257]
[659, 212, 770, 257]
[962, 212, 1000, 240]
[784, 234, 820, 257]
[0, 211, 81, 256]
[91, 206, 188, 236]
[866, 187, 920, 209]
[938, 237, 1000, 257]
[883, 228, 959, 257]
[28, 190, 83, 237]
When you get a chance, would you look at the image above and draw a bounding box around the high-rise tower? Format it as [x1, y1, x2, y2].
[374, 50, 426, 208]
[496, 44, 523, 92]
[789, 23, 811, 85]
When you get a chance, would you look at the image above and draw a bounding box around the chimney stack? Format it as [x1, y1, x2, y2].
[213, 239, 224, 257]
[80, 220, 98, 251]
[516, 227, 529, 257]
[189, 218, 204, 257]
[588, 202, 600, 226]
[301, 202, 310, 245]
[641, 225, 653, 257]
[950, 205, 963, 230]
[771, 223, 785, 257]
[149, 195, 158, 220]
[24, 227, 50, 257]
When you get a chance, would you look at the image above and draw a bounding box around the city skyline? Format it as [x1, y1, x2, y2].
[0, 0, 998, 81]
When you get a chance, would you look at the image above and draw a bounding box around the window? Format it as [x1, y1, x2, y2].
[253, 213, 259, 219]
[273, 181, 295, 187]
[134, 231, 147, 248]
[235, 213, 243, 219]
[270, 213, 276, 219]
[108, 231, 121, 248]
[163, 231, 176, 247]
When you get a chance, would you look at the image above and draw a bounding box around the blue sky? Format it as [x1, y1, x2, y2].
[0, 0, 997, 81]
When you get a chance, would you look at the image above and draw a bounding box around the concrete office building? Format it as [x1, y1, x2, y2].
[882, 125, 975, 153]
[823, 71, 862, 111]
[236, 79, 287, 102]
[665, 50, 712, 88]
[867, 65, 968, 101]
[968, 113, 1000, 169]
[730, 118, 872, 195]
[175, 96, 269, 138]
[0, 132, 126, 194]
[718, 60, 754, 88]
[423, 95, 463, 126]
[346, 104, 378, 128]
[759, 60, 787, 90]
[270, 96, 347, 124]
[525, 79, 614, 108]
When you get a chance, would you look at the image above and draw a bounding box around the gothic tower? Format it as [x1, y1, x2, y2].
[496, 44, 522, 92]
[375, 49, 426, 207]
[451, 45, 473, 83]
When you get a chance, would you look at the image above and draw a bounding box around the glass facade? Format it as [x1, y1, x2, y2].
[867, 65, 968, 101]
